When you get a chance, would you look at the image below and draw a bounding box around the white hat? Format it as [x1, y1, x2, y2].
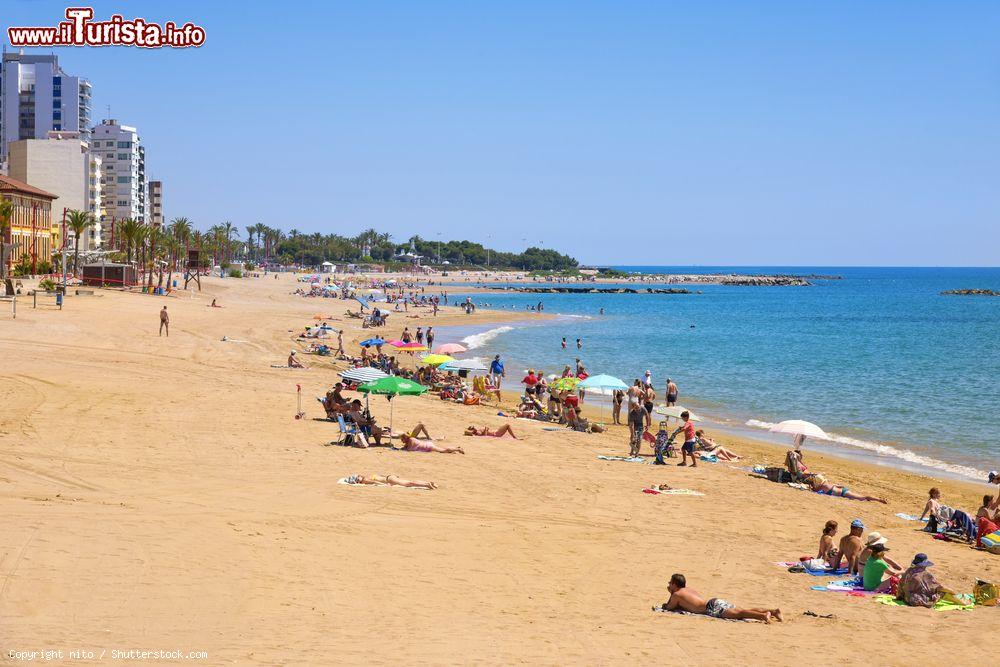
[865, 532, 887, 547]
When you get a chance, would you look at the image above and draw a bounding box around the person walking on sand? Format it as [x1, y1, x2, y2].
[666, 378, 678, 407]
[159, 306, 169, 337]
[336, 330, 345, 357]
[673, 411, 698, 467]
[426, 327, 434, 350]
[656, 573, 782, 624]
[490, 354, 506, 390]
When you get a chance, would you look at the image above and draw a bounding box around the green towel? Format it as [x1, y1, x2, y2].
[874, 594, 975, 612]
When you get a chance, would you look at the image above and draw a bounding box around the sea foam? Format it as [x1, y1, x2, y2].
[745, 419, 989, 481]
[461, 326, 514, 350]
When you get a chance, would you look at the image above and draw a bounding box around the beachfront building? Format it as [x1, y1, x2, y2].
[0, 53, 93, 166]
[0, 174, 59, 274]
[6, 132, 102, 250]
[148, 180, 163, 227]
[91, 120, 147, 242]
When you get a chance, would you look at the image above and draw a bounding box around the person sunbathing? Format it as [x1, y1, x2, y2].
[343, 474, 436, 490]
[287, 350, 306, 368]
[832, 518, 865, 573]
[464, 424, 519, 439]
[786, 450, 887, 503]
[399, 426, 465, 454]
[694, 430, 740, 461]
[817, 520, 839, 566]
[657, 573, 782, 624]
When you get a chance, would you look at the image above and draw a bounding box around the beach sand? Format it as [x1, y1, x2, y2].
[2, 274, 997, 665]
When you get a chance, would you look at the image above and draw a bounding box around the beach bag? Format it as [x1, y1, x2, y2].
[973, 581, 999, 606]
[764, 467, 791, 483]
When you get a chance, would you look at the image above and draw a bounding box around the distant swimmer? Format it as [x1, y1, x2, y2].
[600, 308, 605, 315]
[576, 338, 582, 349]
[562, 337, 567, 349]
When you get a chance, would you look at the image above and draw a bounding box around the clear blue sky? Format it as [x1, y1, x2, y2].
[5, 1, 999, 265]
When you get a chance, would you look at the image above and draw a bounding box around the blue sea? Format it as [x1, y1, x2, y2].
[439, 267, 1000, 482]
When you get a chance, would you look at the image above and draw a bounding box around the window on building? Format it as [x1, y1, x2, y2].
[53, 99, 60, 108]
[118, 153, 128, 160]
[117, 176, 130, 183]
[117, 141, 131, 148]
[117, 200, 128, 207]
[53, 124, 61, 130]
[53, 111, 61, 120]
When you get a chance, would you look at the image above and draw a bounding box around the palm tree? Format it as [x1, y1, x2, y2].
[119, 218, 142, 266]
[66, 209, 94, 277]
[0, 196, 14, 294]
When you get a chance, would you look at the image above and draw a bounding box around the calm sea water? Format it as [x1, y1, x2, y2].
[440, 267, 1000, 481]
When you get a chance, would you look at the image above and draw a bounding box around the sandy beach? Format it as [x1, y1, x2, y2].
[2, 273, 998, 665]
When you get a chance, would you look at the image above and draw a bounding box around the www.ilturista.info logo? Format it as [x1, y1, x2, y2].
[7, 7, 205, 48]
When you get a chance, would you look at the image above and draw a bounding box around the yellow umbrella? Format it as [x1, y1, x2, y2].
[420, 354, 455, 367]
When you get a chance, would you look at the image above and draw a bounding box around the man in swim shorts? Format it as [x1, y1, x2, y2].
[658, 573, 782, 623]
[666, 378, 678, 406]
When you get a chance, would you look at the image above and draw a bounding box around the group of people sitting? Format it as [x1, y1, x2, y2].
[812, 518, 970, 606]
[919, 486, 1000, 547]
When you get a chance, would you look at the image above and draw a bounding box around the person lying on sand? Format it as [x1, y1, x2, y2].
[695, 430, 740, 461]
[785, 450, 887, 503]
[343, 474, 436, 490]
[287, 350, 306, 368]
[464, 424, 519, 439]
[400, 425, 464, 454]
[656, 573, 782, 624]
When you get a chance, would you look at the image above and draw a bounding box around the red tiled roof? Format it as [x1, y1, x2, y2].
[0, 174, 58, 200]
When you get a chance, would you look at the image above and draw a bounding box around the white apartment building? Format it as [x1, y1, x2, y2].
[148, 180, 163, 227]
[91, 119, 147, 239]
[6, 131, 103, 251]
[0, 53, 92, 164]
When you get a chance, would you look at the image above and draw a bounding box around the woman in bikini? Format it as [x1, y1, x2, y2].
[399, 424, 465, 454]
[343, 474, 437, 490]
[464, 424, 519, 439]
[787, 450, 887, 503]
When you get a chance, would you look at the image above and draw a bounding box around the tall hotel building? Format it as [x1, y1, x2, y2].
[91, 119, 147, 237]
[0, 53, 92, 166]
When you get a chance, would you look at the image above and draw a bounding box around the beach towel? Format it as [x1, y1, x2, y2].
[651, 607, 749, 622]
[874, 594, 975, 612]
[270, 365, 309, 369]
[895, 513, 929, 522]
[597, 455, 648, 464]
[699, 454, 718, 463]
[642, 488, 705, 496]
[336, 477, 428, 489]
[778, 561, 850, 577]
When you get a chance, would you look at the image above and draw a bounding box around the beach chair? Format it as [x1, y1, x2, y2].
[336, 414, 366, 446]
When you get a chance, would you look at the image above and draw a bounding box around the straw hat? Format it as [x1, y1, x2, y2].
[865, 532, 887, 547]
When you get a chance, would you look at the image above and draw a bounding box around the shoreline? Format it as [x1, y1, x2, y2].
[432, 307, 995, 487]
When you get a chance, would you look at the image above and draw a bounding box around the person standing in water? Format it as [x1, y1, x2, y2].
[562, 337, 567, 349]
[666, 378, 678, 407]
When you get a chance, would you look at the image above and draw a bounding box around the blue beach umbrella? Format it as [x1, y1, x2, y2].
[577, 374, 628, 394]
[360, 337, 385, 347]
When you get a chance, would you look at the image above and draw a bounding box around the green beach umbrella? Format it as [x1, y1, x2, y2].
[551, 376, 581, 392]
[357, 376, 428, 441]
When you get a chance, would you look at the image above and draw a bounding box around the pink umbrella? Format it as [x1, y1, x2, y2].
[397, 343, 428, 351]
[435, 343, 467, 355]
[386, 339, 407, 347]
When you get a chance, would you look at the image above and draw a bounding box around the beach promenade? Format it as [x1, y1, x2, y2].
[1, 273, 997, 665]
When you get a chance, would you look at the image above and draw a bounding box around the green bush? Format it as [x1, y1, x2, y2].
[39, 278, 57, 291]
[227, 268, 243, 278]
